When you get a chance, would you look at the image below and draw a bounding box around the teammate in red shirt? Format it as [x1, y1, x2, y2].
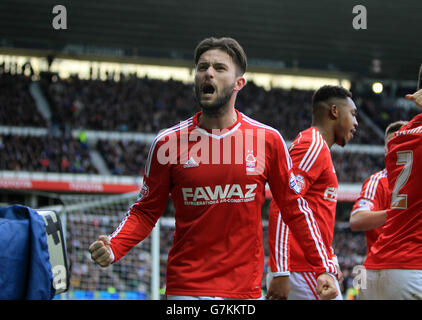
[266, 85, 358, 300]
[89, 37, 338, 300]
[350, 121, 406, 255]
[359, 89, 422, 300]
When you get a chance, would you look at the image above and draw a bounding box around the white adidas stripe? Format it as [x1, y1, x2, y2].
[297, 197, 335, 274]
[364, 169, 386, 200]
[281, 219, 289, 272]
[109, 211, 131, 240]
[364, 174, 378, 200]
[275, 213, 289, 273]
[302, 132, 324, 172]
[299, 129, 317, 171]
[299, 128, 324, 173]
[275, 213, 282, 272]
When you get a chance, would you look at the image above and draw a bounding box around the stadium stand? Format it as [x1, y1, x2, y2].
[0, 71, 46, 127]
[0, 134, 98, 174]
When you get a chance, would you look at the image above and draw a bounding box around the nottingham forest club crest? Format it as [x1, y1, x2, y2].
[245, 150, 257, 173]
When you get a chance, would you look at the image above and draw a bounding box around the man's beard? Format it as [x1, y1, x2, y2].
[194, 82, 235, 117]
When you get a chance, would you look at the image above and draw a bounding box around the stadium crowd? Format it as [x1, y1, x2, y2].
[360, 96, 420, 132]
[332, 152, 385, 183]
[0, 70, 46, 127]
[1, 132, 386, 182]
[0, 134, 98, 174]
[96, 139, 150, 176]
[1, 70, 398, 181]
[42, 74, 195, 134]
[42, 73, 385, 144]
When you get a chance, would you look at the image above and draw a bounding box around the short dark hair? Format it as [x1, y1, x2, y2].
[312, 85, 352, 107]
[385, 120, 407, 139]
[312, 85, 353, 119]
[194, 37, 247, 75]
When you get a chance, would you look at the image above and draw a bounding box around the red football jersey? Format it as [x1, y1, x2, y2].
[351, 169, 389, 255]
[269, 127, 338, 275]
[108, 110, 335, 299]
[365, 113, 422, 270]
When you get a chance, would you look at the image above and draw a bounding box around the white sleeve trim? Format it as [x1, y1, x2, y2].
[350, 206, 370, 216]
[271, 271, 290, 277]
[108, 247, 115, 263]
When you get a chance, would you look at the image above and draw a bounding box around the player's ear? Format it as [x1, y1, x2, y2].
[234, 76, 246, 92]
[329, 104, 340, 120]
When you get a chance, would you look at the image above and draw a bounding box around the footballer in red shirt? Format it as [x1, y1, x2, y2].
[89, 37, 338, 300]
[350, 121, 406, 255]
[351, 169, 388, 254]
[267, 85, 358, 300]
[359, 90, 422, 300]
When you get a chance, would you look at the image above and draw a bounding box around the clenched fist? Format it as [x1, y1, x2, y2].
[266, 275, 290, 300]
[89, 235, 113, 267]
[316, 272, 339, 300]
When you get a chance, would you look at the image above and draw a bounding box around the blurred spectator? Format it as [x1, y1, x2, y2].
[0, 134, 98, 174]
[43, 75, 195, 133]
[360, 97, 420, 132]
[332, 152, 385, 183]
[42, 74, 387, 145]
[332, 224, 366, 298]
[0, 132, 387, 182]
[96, 140, 150, 176]
[0, 71, 47, 127]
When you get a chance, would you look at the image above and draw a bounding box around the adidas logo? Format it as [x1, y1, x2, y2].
[183, 157, 199, 168]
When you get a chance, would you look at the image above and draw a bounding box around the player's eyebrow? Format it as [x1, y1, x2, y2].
[197, 61, 229, 68]
[213, 62, 228, 69]
[197, 61, 209, 67]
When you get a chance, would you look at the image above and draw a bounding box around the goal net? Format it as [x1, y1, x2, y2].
[51, 191, 165, 300]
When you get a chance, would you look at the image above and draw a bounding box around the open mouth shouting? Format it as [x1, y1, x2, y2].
[201, 82, 216, 97]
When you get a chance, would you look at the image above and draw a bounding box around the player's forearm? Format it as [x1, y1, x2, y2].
[349, 210, 387, 231]
[268, 139, 335, 276]
[109, 205, 159, 262]
[282, 197, 337, 277]
[269, 184, 335, 276]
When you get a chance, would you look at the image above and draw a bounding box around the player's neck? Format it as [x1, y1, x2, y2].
[198, 104, 237, 130]
[314, 123, 335, 148]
